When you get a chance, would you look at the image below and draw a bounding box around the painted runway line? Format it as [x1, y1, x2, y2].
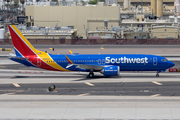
[85, 82, 95, 86]
[13, 83, 20, 87]
[78, 93, 90, 96]
[1, 93, 14, 95]
[152, 81, 163, 85]
[150, 94, 161, 97]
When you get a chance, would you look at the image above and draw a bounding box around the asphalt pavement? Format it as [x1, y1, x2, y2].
[0, 81, 180, 97]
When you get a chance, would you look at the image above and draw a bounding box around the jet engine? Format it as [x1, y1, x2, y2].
[101, 66, 120, 76]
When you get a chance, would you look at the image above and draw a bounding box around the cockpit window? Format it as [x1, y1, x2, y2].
[161, 59, 168, 62]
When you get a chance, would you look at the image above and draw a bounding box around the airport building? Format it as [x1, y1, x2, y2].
[25, 5, 120, 38]
[6, 25, 78, 39]
[151, 25, 179, 39]
[20, 0, 180, 39]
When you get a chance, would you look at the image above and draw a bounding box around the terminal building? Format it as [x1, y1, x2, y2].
[23, 0, 180, 39]
[25, 5, 120, 38]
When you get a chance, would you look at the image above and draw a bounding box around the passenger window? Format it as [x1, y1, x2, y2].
[102, 59, 105, 64]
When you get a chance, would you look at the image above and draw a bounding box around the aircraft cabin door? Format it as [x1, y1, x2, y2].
[153, 57, 157, 66]
[37, 58, 41, 66]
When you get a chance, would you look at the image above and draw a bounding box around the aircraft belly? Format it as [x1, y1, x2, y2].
[119, 64, 160, 71]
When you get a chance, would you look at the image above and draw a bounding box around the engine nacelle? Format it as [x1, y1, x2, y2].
[101, 66, 120, 76]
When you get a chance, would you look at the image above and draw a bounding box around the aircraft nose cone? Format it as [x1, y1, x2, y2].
[169, 61, 175, 68]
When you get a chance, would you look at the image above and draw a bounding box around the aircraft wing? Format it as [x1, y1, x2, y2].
[65, 55, 104, 71]
[75, 64, 104, 71]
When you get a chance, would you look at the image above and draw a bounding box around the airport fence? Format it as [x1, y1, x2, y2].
[0, 39, 180, 45]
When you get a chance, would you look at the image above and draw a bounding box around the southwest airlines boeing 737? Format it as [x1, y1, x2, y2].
[8, 25, 175, 78]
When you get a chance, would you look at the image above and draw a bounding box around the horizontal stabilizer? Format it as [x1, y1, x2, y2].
[9, 54, 28, 60]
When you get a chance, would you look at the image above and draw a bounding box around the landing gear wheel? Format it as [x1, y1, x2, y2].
[89, 72, 94, 78]
[156, 73, 159, 77]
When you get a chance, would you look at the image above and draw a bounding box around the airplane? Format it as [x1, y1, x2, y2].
[8, 25, 175, 78]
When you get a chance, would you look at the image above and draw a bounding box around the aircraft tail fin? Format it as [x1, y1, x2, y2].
[8, 25, 38, 57]
[69, 50, 73, 54]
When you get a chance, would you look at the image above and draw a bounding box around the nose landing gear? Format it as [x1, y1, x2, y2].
[156, 73, 159, 77]
[156, 71, 160, 77]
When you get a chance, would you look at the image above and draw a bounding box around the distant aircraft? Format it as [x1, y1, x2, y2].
[8, 25, 175, 78]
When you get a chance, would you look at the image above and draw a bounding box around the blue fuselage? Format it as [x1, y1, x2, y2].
[46, 54, 175, 72]
[11, 54, 175, 72]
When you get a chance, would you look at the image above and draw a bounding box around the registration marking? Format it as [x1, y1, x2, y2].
[13, 83, 21, 87]
[150, 94, 161, 97]
[152, 81, 163, 85]
[85, 82, 95, 86]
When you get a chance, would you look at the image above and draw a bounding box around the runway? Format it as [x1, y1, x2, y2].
[1, 46, 180, 119]
[1, 78, 180, 97]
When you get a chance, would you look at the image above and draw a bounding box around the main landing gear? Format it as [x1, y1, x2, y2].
[89, 72, 94, 78]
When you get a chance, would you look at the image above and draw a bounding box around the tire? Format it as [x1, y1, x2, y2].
[89, 72, 94, 78]
[156, 74, 159, 77]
